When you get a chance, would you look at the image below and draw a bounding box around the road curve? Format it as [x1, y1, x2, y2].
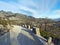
[10, 25, 48, 45]
[0, 25, 48, 45]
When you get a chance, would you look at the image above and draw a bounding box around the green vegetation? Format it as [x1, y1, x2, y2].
[40, 30, 56, 39]
[0, 18, 7, 26]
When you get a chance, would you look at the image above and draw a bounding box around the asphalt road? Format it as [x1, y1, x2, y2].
[0, 25, 48, 45]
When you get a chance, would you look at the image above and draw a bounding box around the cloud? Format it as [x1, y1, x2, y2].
[32, 0, 58, 18]
[0, 1, 19, 13]
[0, 0, 36, 15]
[0, 0, 60, 18]
[19, 9, 33, 16]
[49, 10, 60, 18]
[53, 10, 60, 14]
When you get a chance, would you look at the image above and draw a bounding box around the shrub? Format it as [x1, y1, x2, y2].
[40, 30, 56, 39]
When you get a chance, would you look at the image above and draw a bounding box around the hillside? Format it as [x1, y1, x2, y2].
[0, 10, 54, 25]
[54, 18, 60, 21]
[0, 10, 60, 45]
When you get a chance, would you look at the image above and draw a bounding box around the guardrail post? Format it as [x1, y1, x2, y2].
[48, 37, 54, 45]
[28, 25, 30, 29]
[24, 24, 27, 28]
[36, 27, 40, 35]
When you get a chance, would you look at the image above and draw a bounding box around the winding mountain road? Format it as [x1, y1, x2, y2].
[0, 25, 48, 45]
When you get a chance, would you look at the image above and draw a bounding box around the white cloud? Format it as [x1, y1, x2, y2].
[46, 10, 60, 19]
[0, 1, 20, 13]
[53, 10, 60, 14]
[0, 0, 59, 18]
[32, 0, 58, 18]
[18, 0, 37, 7]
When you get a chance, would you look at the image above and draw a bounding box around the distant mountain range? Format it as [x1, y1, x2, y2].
[54, 18, 60, 21]
[0, 10, 56, 24]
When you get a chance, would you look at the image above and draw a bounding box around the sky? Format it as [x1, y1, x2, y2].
[0, 0, 60, 19]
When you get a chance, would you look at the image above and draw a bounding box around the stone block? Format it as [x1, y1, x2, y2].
[36, 27, 40, 35]
[28, 25, 30, 29]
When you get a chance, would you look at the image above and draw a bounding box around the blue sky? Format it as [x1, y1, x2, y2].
[0, 0, 60, 19]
